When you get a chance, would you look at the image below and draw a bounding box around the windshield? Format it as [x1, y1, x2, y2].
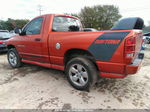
[0, 32, 12, 39]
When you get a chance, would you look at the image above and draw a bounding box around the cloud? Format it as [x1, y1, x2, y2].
[0, 0, 150, 25]
[0, 0, 39, 20]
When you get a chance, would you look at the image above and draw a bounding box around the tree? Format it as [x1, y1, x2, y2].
[79, 5, 122, 30]
[143, 25, 150, 33]
[0, 20, 7, 29]
[0, 18, 29, 31]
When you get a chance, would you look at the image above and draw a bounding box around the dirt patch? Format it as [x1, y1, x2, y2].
[0, 63, 43, 85]
[0, 63, 12, 70]
[13, 65, 42, 77]
[95, 77, 149, 107]
[78, 92, 94, 103]
[62, 103, 72, 110]
[37, 97, 60, 109]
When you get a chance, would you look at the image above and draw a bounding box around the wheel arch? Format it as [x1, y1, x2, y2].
[7, 44, 16, 49]
[64, 48, 99, 71]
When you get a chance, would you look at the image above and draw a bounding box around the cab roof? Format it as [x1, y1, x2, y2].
[35, 14, 79, 20]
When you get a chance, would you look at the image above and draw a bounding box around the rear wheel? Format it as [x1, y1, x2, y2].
[7, 48, 22, 68]
[65, 57, 98, 91]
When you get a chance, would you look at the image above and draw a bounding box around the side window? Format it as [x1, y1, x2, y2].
[52, 16, 82, 32]
[23, 17, 43, 35]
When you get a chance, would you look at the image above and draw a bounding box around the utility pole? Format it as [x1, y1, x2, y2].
[37, 4, 43, 16]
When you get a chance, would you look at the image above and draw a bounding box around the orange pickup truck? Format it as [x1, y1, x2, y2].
[6, 14, 144, 90]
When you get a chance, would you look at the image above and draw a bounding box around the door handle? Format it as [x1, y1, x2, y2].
[35, 38, 41, 41]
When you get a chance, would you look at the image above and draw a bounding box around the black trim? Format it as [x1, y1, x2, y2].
[22, 57, 49, 64]
[20, 54, 47, 58]
[88, 32, 130, 61]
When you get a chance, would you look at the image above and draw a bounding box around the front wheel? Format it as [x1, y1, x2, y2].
[7, 48, 22, 68]
[65, 57, 98, 91]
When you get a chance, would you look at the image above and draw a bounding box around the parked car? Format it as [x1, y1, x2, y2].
[141, 41, 146, 50]
[10, 30, 17, 36]
[0, 30, 9, 33]
[83, 28, 98, 32]
[141, 36, 147, 50]
[0, 32, 12, 53]
[6, 15, 144, 90]
[144, 32, 150, 44]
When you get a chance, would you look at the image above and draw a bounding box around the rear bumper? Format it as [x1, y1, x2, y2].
[97, 53, 144, 78]
[126, 57, 143, 74]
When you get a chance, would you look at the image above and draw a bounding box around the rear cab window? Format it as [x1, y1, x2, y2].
[52, 16, 82, 32]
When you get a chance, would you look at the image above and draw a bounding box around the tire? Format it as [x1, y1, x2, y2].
[65, 57, 98, 91]
[7, 48, 22, 68]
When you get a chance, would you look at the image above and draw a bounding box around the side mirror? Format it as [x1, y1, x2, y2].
[14, 28, 22, 34]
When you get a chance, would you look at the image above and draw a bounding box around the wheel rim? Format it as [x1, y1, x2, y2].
[69, 64, 88, 87]
[9, 51, 17, 66]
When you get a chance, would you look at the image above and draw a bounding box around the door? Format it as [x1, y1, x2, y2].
[17, 17, 45, 62]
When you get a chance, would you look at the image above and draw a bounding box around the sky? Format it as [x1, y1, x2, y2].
[0, 0, 150, 25]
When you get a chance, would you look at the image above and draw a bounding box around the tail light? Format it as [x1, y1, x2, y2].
[0, 41, 3, 44]
[125, 37, 136, 64]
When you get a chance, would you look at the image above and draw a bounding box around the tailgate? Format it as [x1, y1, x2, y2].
[134, 31, 143, 60]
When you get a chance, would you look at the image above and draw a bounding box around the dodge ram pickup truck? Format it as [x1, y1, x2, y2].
[6, 14, 144, 90]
